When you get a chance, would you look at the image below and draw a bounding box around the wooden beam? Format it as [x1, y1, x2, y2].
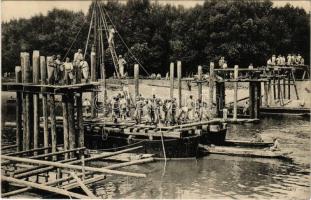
[170, 62, 174, 99]
[1, 176, 89, 199]
[33, 50, 40, 154]
[68, 94, 76, 158]
[40, 56, 49, 155]
[15, 66, 23, 152]
[177, 61, 182, 107]
[91, 48, 96, 117]
[134, 64, 139, 102]
[2, 155, 147, 178]
[62, 95, 69, 159]
[233, 65, 238, 120]
[198, 65, 203, 103]
[209, 62, 215, 118]
[69, 172, 97, 198]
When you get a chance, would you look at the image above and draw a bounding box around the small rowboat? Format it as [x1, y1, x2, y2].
[200, 145, 293, 160]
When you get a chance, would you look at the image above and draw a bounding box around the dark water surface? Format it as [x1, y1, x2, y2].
[1, 92, 310, 199]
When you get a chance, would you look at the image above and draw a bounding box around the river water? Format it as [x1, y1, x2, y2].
[1, 89, 310, 199]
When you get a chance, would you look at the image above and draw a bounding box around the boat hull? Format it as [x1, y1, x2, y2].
[200, 124, 227, 145]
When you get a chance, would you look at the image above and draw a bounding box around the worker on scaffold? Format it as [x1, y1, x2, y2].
[73, 49, 83, 84]
[108, 26, 116, 48]
[118, 55, 127, 78]
[63, 57, 74, 84]
[111, 96, 120, 123]
[134, 96, 144, 124]
[80, 57, 89, 83]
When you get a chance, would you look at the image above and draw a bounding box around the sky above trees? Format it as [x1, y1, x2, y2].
[1, 0, 310, 22]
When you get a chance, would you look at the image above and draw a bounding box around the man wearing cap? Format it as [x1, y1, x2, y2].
[118, 55, 127, 78]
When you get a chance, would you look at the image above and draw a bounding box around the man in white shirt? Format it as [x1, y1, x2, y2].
[118, 55, 127, 78]
[80, 57, 89, 82]
[63, 57, 74, 84]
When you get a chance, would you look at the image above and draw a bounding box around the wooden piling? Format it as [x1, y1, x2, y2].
[22, 52, 32, 151]
[49, 94, 57, 161]
[277, 73, 281, 99]
[288, 72, 291, 99]
[32, 50, 40, 153]
[177, 61, 182, 108]
[62, 96, 69, 159]
[282, 77, 286, 99]
[170, 62, 174, 99]
[233, 65, 238, 120]
[263, 82, 268, 106]
[249, 82, 255, 118]
[40, 56, 49, 155]
[91, 47, 96, 117]
[15, 66, 23, 151]
[101, 63, 107, 110]
[209, 62, 215, 117]
[75, 64, 84, 148]
[273, 76, 276, 99]
[254, 82, 259, 118]
[134, 64, 139, 101]
[198, 65, 203, 103]
[68, 94, 76, 158]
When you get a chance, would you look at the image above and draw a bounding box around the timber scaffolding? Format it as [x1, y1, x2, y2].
[0, 50, 154, 198]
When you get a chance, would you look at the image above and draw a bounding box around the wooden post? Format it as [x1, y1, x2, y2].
[282, 77, 286, 99]
[288, 72, 291, 99]
[198, 65, 203, 103]
[134, 64, 139, 102]
[215, 82, 220, 117]
[233, 65, 238, 120]
[101, 63, 107, 110]
[22, 52, 32, 151]
[273, 76, 276, 99]
[209, 62, 215, 118]
[49, 94, 57, 161]
[91, 47, 96, 117]
[170, 62, 174, 99]
[68, 94, 76, 158]
[40, 56, 49, 155]
[62, 95, 69, 159]
[15, 66, 23, 151]
[277, 73, 281, 99]
[249, 82, 255, 118]
[254, 82, 259, 118]
[264, 82, 268, 106]
[76, 67, 84, 148]
[177, 61, 182, 108]
[32, 50, 40, 153]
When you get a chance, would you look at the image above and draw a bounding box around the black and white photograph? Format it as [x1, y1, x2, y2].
[1, 0, 310, 199]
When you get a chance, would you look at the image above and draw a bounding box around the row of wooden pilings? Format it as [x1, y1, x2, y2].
[132, 62, 262, 119]
[15, 50, 97, 157]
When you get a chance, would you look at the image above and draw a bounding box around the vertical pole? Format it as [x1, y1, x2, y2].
[277, 72, 281, 100]
[49, 93, 57, 161]
[68, 94, 76, 158]
[209, 62, 215, 118]
[233, 65, 238, 120]
[198, 65, 203, 103]
[23, 52, 31, 151]
[32, 50, 40, 154]
[215, 82, 220, 117]
[134, 64, 139, 102]
[177, 61, 182, 108]
[264, 82, 268, 106]
[273, 76, 276, 99]
[249, 82, 254, 118]
[170, 62, 174, 99]
[91, 47, 96, 118]
[40, 56, 49, 155]
[288, 72, 291, 99]
[62, 95, 69, 159]
[283, 77, 286, 99]
[15, 66, 23, 151]
[254, 82, 259, 119]
[101, 63, 107, 111]
[76, 63, 84, 148]
[220, 82, 225, 115]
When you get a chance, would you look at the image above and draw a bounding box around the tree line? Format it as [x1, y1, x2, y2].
[2, 0, 310, 76]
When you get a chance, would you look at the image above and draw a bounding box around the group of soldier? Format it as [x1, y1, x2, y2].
[267, 54, 304, 66]
[109, 94, 212, 125]
[47, 49, 89, 85]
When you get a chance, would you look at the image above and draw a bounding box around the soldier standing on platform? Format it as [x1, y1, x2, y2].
[120, 95, 128, 120]
[63, 57, 74, 84]
[111, 96, 120, 123]
[134, 97, 144, 124]
[47, 55, 57, 84]
[80, 57, 89, 83]
[73, 49, 83, 83]
[55, 55, 63, 84]
[118, 55, 127, 78]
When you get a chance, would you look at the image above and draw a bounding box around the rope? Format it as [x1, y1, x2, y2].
[63, 16, 87, 61]
[100, 5, 151, 76]
[84, 2, 95, 58]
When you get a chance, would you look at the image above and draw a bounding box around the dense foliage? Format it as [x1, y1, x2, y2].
[2, 0, 310, 75]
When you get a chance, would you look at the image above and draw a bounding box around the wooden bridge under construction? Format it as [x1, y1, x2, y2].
[1, 49, 308, 198]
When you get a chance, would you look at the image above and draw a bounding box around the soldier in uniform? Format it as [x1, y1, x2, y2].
[118, 55, 127, 78]
[111, 96, 120, 123]
[73, 49, 83, 83]
[80, 57, 89, 82]
[287, 54, 292, 65]
[134, 97, 144, 124]
[271, 55, 276, 65]
[170, 98, 177, 125]
[47, 55, 57, 84]
[63, 57, 74, 84]
[55, 55, 63, 84]
[120, 95, 128, 120]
